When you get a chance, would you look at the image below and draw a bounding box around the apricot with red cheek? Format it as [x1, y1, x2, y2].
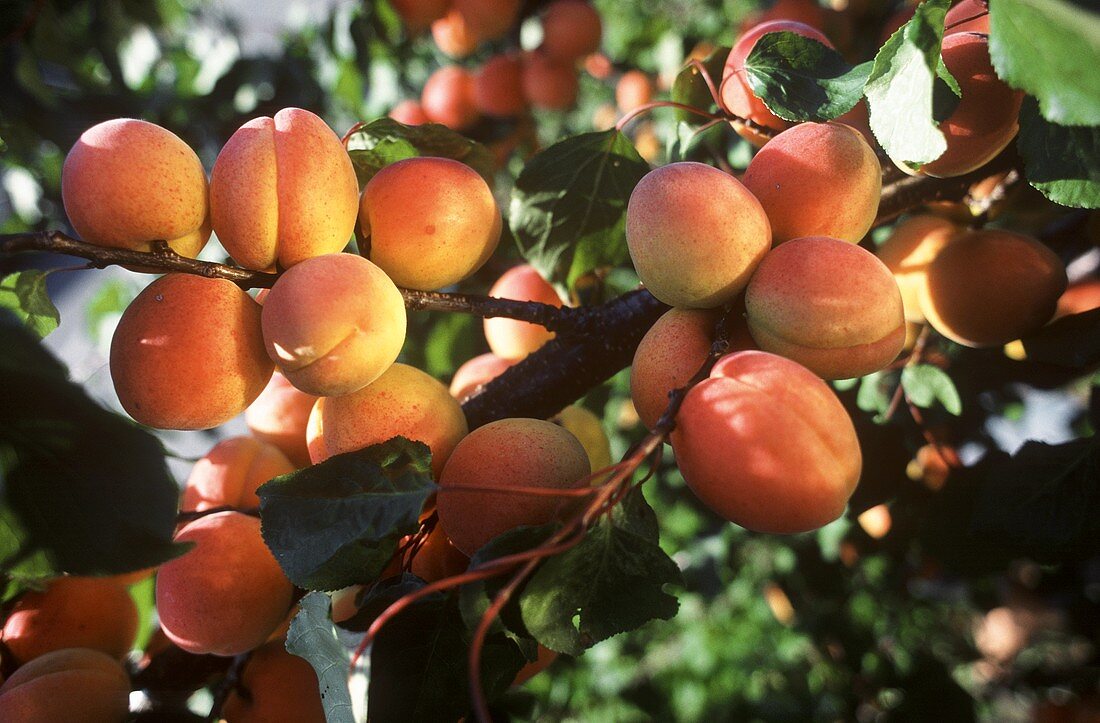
[1055, 279, 1100, 319]
[0, 648, 130, 723]
[222, 640, 325, 723]
[181, 437, 295, 513]
[615, 70, 654, 114]
[475, 54, 528, 117]
[450, 353, 516, 402]
[522, 52, 580, 110]
[421, 66, 480, 130]
[745, 236, 905, 379]
[671, 351, 862, 533]
[540, 0, 602, 63]
[483, 265, 563, 360]
[876, 215, 960, 322]
[245, 372, 318, 468]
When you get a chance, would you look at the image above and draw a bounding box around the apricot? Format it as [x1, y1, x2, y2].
[450, 353, 516, 402]
[1055, 278, 1100, 319]
[626, 162, 771, 308]
[475, 54, 528, 117]
[540, 0, 603, 63]
[483, 265, 563, 360]
[549, 405, 612, 472]
[181, 437, 295, 513]
[875, 215, 960, 322]
[438, 418, 591, 555]
[670, 351, 862, 533]
[421, 66, 480, 130]
[156, 512, 294, 656]
[307, 363, 469, 478]
[921, 33, 1023, 178]
[615, 70, 654, 114]
[210, 108, 359, 270]
[514, 645, 558, 685]
[521, 51, 580, 110]
[1, 577, 138, 665]
[0, 648, 130, 723]
[391, 0, 449, 32]
[944, 0, 989, 34]
[245, 372, 318, 468]
[453, 0, 520, 41]
[388, 100, 430, 125]
[222, 640, 325, 723]
[61, 118, 210, 258]
[918, 229, 1067, 347]
[746, 236, 905, 379]
[409, 526, 470, 582]
[630, 309, 721, 431]
[431, 9, 479, 58]
[740, 0, 828, 34]
[742, 122, 881, 245]
[110, 274, 273, 430]
[360, 157, 501, 291]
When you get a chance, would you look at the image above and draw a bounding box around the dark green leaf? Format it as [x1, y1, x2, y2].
[258, 437, 436, 591]
[1021, 306, 1100, 365]
[346, 118, 495, 187]
[286, 592, 359, 723]
[0, 271, 59, 338]
[901, 364, 962, 415]
[1017, 97, 1100, 209]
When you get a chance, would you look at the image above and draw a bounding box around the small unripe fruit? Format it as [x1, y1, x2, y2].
[0, 648, 130, 723]
[876, 215, 960, 322]
[483, 265, 563, 360]
[421, 66, 480, 130]
[540, 0, 603, 63]
[450, 353, 516, 402]
[181, 437, 295, 513]
[245, 372, 318, 468]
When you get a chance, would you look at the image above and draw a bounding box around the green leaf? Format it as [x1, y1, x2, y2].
[286, 592, 360, 723]
[901, 364, 962, 415]
[865, 0, 952, 167]
[857, 371, 891, 419]
[258, 437, 436, 591]
[670, 45, 730, 119]
[744, 31, 871, 122]
[509, 130, 651, 293]
[346, 118, 495, 187]
[1017, 97, 1100, 209]
[1021, 306, 1100, 366]
[517, 490, 681, 655]
[0, 271, 59, 338]
[990, 0, 1100, 126]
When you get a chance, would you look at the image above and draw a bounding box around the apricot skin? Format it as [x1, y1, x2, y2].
[631, 309, 721, 431]
[360, 157, 501, 291]
[307, 363, 469, 479]
[483, 265, 563, 360]
[945, 0, 989, 34]
[245, 372, 318, 468]
[540, 0, 603, 63]
[421, 66, 480, 130]
[475, 54, 528, 117]
[181, 437, 295, 513]
[616, 70, 654, 114]
[61, 118, 209, 258]
[409, 526, 470, 583]
[210, 108, 359, 271]
[450, 353, 516, 402]
[671, 351, 862, 533]
[391, 0, 449, 32]
[110, 274, 273, 430]
[918, 230, 1067, 347]
[742, 122, 881, 245]
[438, 418, 591, 555]
[875, 215, 960, 322]
[550, 405, 612, 472]
[626, 162, 772, 309]
[222, 640, 325, 723]
[522, 52, 580, 110]
[389, 100, 430, 125]
[1, 577, 138, 665]
[0, 648, 130, 723]
[156, 512, 294, 657]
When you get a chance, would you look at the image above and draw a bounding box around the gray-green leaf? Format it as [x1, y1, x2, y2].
[901, 364, 962, 415]
[0, 271, 59, 338]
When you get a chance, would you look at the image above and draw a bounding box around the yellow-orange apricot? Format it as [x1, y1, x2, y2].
[483, 265, 563, 360]
[742, 122, 881, 245]
[181, 437, 295, 513]
[0, 648, 130, 723]
[1, 578, 138, 665]
[857, 504, 892, 539]
[746, 236, 905, 379]
[409, 526, 470, 582]
[921, 33, 1022, 178]
[540, 0, 602, 63]
[110, 274, 273, 430]
[330, 585, 364, 623]
[222, 640, 325, 723]
[475, 54, 528, 117]
[626, 162, 771, 308]
[875, 214, 960, 322]
[514, 645, 558, 685]
[391, 0, 449, 32]
[615, 70, 654, 114]
[389, 100, 430, 125]
[671, 351, 862, 533]
[421, 66, 480, 130]
[156, 512, 294, 656]
[360, 157, 501, 291]
[438, 418, 591, 555]
[631, 309, 722, 431]
[245, 372, 318, 468]
[450, 353, 516, 402]
[521, 51, 580, 110]
[918, 229, 1067, 347]
[210, 108, 359, 270]
[585, 52, 614, 80]
[262, 253, 406, 395]
[945, 0, 989, 34]
[431, 9, 479, 58]
[549, 405, 612, 472]
[1055, 278, 1100, 319]
[908, 444, 954, 491]
[61, 118, 210, 258]
[307, 363, 469, 478]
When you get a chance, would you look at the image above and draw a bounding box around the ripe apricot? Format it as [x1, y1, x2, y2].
[918, 229, 1067, 347]
[431, 9, 479, 58]
[514, 645, 558, 685]
[626, 162, 771, 308]
[181, 437, 295, 513]
[615, 70, 654, 114]
[631, 309, 722, 431]
[222, 640, 325, 723]
[746, 236, 905, 379]
[0, 648, 130, 723]
[61, 118, 210, 258]
[474, 54, 528, 117]
[110, 274, 273, 430]
[549, 405, 612, 472]
[1, 577, 138, 665]
[453, 0, 520, 42]
[262, 253, 406, 395]
[210, 108, 359, 270]
[740, 0, 828, 34]
[521, 51, 580, 110]
[540, 0, 602, 64]
[391, 0, 449, 32]
[1055, 278, 1100, 319]
[307, 363, 469, 478]
[875, 215, 960, 322]
[438, 418, 591, 555]
[483, 265, 563, 360]
[450, 353, 516, 402]
[360, 157, 501, 291]
[421, 66, 480, 130]
[245, 372, 318, 468]
[944, 0, 989, 34]
[409, 526, 469, 582]
[742, 122, 881, 245]
[671, 351, 862, 533]
[389, 100, 430, 125]
[921, 33, 1023, 178]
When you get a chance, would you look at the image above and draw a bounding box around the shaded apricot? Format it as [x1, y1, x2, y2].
[453, 0, 520, 42]
[156, 512, 294, 656]
[615, 70, 654, 114]
[450, 353, 516, 402]
[514, 645, 558, 685]
[671, 351, 862, 533]
[391, 0, 449, 32]
[223, 640, 325, 723]
[389, 100, 430, 125]
[409, 526, 470, 582]
[421, 66, 480, 130]
[918, 229, 1067, 347]
[626, 162, 771, 308]
[1055, 278, 1100, 319]
[740, 0, 828, 34]
[522, 51, 580, 110]
[110, 274, 273, 430]
[181, 437, 295, 513]
[540, 0, 602, 63]
[0, 648, 130, 723]
[875, 214, 960, 322]
[483, 265, 563, 360]
[549, 405, 612, 472]
[210, 108, 359, 270]
[944, 0, 989, 34]
[360, 157, 501, 290]
[475, 54, 528, 117]
[245, 372, 318, 468]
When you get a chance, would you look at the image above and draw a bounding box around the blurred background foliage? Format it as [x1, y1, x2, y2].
[1, 1, 1097, 721]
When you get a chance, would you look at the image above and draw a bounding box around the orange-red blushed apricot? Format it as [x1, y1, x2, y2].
[630, 309, 721, 431]
[452, 0, 520, 41]
[740, 0, 828, 34]
[540, 0, 602, 63]
[421, 66, 480, 130]
[181, 437, 295, 513]
[671, 351, 862, 533]
[475, 54, 528, 117]
[222, 640, 325, 723]
[0, 648, 130, 723]
[409, 526, 470, 582]
[875, 215, 960, 322]
[615, 70, 654, 113]
[514, 646, 558, 685]
[389, 100, 430, 125]
[945, 0, 989, 34]
[521, 52, 580, 110]
[245, 372, 318, 468]
[1055, 279, 1100, 319]
[483, 265, 563, 360]
[450, 353, 516, 401]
